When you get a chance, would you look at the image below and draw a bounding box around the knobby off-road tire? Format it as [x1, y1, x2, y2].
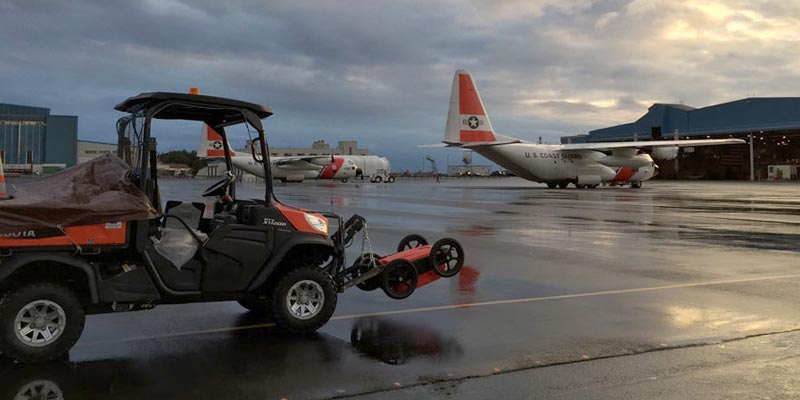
[271, 266, 337, 333]
[0, 283, 85, 364]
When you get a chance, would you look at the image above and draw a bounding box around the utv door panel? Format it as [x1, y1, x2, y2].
[202, 225, 273, 292]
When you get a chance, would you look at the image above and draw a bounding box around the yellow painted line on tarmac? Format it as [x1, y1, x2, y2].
[77, 272, 800, 347]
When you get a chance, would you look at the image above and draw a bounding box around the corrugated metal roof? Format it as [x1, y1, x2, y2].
[563, 97, 800, 143]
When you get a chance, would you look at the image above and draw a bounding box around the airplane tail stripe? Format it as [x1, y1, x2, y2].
[460, 130, 495, 142]
[458, 74, 486, 115]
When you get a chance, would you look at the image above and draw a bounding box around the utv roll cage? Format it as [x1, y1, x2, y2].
[114, 92, 275, 203]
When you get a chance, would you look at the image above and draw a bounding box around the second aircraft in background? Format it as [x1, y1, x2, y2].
[198, 126, 394, 183]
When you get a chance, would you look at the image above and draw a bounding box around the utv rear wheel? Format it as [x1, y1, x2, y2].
[272, 267, 337, 333]
[0, 283, 85, 364]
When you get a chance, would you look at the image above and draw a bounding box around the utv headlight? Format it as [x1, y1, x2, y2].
[304, 213, 329, 235]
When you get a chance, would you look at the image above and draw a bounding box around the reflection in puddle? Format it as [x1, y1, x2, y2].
[350, 317, 462, 365]
[13, 379, 63, 400]
[667, 305, 778, 331]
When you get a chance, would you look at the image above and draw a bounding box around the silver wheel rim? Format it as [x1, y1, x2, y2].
[14, 300, 67, 348]
[15, 380, 63, 400]
[286, 280, 325, 320]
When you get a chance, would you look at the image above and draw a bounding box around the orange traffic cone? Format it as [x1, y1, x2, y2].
[0, 154, 10, 199]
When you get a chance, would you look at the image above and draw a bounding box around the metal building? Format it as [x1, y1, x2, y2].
[0, 103, 78, 170]
[268, 140, 368, 157]
[562, 98, 800, 180]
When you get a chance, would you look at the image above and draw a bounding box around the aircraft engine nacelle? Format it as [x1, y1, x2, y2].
[597, 154, 651, 169]
[577, 175, 602, 186]
[308, 157, 334, 167]
[651, 146, 679, 160]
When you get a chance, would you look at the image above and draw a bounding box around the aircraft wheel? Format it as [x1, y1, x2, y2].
[341, 178, 348, 183]
[374, 176, 383, 183]
[557, 182, 568, 189]
[381, 260, 418, 300]
[631, 182, 642, 189]
[576, 184, 586, 189]
[429, 238, 464, 278]
[547, 182, 557, 189]
[387, 176, 395, 183]
[397, 234, 428, 252]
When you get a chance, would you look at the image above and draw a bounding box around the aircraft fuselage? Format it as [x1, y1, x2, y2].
[473, 143, 657, 184]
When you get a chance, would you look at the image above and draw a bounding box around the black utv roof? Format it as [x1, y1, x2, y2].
[114, 92, 273, 122]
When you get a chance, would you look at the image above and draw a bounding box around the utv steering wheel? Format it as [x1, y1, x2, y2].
[202, 173, 234, 197]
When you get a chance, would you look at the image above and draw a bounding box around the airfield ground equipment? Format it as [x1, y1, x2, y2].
[0, 92, 465, 364]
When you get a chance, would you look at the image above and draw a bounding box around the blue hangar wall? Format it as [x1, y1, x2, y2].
[0, 103, 78, 166]
[562, 98, 800, 143]
[562, 98, 800, 180]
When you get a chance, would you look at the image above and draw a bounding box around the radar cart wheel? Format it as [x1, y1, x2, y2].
[397, 234, 428, 252]
[381, 260, 418, 299]
[430, 238, 465, 277]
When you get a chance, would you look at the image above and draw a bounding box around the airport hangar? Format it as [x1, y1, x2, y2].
[0, 102, 78, 173]
[562, 97, 800, 180]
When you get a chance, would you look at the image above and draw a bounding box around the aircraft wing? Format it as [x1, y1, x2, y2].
[274, 155, 334, 167]
[419, 140, 522, 148]
[559, 138, 745, 151]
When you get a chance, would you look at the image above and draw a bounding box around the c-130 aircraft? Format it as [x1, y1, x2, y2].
[427, 70, 744, 188]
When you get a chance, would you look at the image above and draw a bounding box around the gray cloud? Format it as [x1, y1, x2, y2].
[1, 0, 798, 171]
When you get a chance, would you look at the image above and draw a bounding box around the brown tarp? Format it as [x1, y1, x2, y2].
[0, 155, 160, 234]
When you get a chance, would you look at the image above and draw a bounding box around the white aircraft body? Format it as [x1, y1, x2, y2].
[198, 126, 391, 182]
[433, 70, 745, 188]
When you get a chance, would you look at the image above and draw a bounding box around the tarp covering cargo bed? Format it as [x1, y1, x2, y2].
[0, 155, 159, 234]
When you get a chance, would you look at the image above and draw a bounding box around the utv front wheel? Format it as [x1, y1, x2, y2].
[272, 267, 337, 333]
[0, 283, 85, 364]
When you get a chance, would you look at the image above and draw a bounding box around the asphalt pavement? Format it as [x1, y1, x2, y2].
[1, 178, 798, 399]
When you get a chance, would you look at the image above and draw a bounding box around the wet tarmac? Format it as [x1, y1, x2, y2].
[1, 178, 799, 399]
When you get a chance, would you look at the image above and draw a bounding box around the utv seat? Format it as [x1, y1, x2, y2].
[145, 201, 209, 292]
[164, 201, 206, 230]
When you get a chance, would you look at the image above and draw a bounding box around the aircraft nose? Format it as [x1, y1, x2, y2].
[653, 164, 660, 177]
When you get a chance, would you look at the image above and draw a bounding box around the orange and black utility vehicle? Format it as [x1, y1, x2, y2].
[0, 92, 463, 364]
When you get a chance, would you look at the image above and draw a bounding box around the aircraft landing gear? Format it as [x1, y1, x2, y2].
[547, 182, 557, 189]
[341, 178, 348, 183]
[630, 181, 642, 188]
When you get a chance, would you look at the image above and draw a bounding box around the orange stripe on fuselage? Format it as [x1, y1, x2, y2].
[612, 167, 635, 182]
[459, 73, 485, 115]
[319, 157, 345, 179]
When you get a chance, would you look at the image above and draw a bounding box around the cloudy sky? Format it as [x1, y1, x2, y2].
[1, 0, 799, 171]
